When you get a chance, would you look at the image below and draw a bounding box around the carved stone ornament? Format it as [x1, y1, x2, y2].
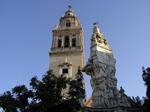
[83, 23, 131, 109]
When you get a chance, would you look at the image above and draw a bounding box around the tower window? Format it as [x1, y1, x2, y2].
[66, 20, 71, 27]
[72, 38, 76, 47]
[58, 39, 62, 48]
[64, 36, 70, 47]
[104, 39, 107, 45]
[63, 69, 68, 74]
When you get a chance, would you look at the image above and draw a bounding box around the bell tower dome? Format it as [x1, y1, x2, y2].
[49, 6, 84, 79]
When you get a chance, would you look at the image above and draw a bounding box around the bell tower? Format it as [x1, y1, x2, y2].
[49, 6, 84, 79]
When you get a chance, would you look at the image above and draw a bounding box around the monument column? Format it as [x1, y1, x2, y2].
[83, 23, 131, 109]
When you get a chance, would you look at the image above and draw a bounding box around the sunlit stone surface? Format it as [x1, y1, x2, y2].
[83, 23, 130, 110]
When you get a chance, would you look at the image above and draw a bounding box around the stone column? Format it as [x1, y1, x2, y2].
[70, 36, 72, 47]
[77, 35, 80, 47]
[69, 66, 72, 77]
[62, 36, 64, 47]
[59, 68, 62, 75]
[83, 23, 131, 109]
[55, 36, 58, 48]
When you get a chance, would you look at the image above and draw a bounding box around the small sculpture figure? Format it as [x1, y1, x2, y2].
[54, 23, 58, 29]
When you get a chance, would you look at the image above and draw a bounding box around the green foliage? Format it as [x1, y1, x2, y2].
[142, 67, 150, 112]
[69, 80, 85, 99]
[12, 85, 32, 112]
[0, 91, 17, 112]
[129, 96, 143, 107]
[143, 67, 150, 99]
[0, 70, 85, 112]
[143, 98, 150, 112]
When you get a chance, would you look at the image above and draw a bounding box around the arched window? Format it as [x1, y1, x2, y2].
[72, 38, 76, 47]
[64, 36, 70, 47]
[58, 39, 62, 48]
[66, 20, 71, 27]
[63, 68, 68, 74]
[104, 39, 108, 45]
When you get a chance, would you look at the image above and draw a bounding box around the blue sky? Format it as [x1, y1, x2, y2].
[0, 0, 150, 100]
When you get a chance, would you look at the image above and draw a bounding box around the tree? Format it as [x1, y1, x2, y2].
[142, 67, 150, 99]
[0, 70, 85, 112]
[129, 96, 143, 108]
[12, 85, 33, 112]
[142, 67, 150, 111]
[0, 91, 17, 112]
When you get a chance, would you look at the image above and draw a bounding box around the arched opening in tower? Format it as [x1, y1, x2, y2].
[65, 36, 70, 47]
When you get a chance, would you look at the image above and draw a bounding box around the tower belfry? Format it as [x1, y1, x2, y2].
[49, 6, 84, 79]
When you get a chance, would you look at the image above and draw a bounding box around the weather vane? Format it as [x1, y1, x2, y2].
[68, 5, 72, 10]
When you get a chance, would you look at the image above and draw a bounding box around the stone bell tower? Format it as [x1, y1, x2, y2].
[49, 6, 84, 79]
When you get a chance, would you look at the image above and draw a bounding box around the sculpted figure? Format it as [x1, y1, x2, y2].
[93, 22, 101, 34]
[82, 58, 95, 76]
[118, 87, 131, 107]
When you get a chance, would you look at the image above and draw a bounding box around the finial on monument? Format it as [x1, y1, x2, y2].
[93, 22, 98, 25]
[93, 22, 100, 34]
[93, 22, 98, 26]
[54, 23, 58, 29]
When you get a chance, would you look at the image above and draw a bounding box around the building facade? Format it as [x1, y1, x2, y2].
[49, 6, 84, 79]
